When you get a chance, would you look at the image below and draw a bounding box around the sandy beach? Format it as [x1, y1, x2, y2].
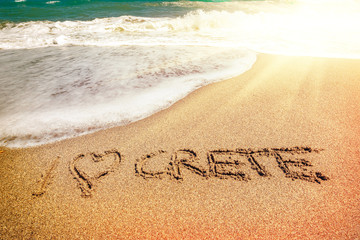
[0, 54, 359, 239]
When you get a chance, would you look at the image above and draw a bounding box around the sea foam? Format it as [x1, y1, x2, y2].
[1, 5, 360, 58]
[0, 46, 256, 147]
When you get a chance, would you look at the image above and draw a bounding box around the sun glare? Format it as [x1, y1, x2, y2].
[258, 0, 360, 57]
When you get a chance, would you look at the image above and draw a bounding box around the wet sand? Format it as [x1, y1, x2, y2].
[1, 54, 359, 239]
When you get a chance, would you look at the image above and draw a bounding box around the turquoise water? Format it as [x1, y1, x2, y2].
[1, 0, 236, 22]
[0, 0, 359, 147]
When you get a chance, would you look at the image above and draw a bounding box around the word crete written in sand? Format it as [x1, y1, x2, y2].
[67, 147, 329, 198]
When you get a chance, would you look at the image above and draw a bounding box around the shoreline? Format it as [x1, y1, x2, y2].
[1, 54, 360, 239]
[0, 46, 257, 150]
[1, 51, 357, 151]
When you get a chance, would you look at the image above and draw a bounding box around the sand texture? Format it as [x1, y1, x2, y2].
[0, 54, 359, 239]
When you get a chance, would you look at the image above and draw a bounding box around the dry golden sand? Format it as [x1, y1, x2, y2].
[0, 54, 360, 239]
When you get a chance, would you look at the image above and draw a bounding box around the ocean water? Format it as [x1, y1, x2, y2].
[1, 0, 360, 147]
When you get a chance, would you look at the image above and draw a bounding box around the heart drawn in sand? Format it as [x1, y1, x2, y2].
[70, 150, 121, 197]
